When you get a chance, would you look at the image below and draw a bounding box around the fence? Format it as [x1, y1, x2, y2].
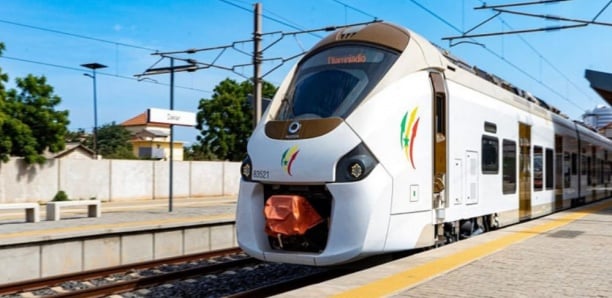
[0, 158, 241, 203]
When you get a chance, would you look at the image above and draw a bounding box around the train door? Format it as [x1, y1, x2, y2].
[519, 123, 532, 220]
[430, 72, 448, 219]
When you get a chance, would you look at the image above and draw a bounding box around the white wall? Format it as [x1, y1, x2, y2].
[0, 158, 240, 203]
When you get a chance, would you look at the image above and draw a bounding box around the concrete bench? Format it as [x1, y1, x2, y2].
[0, 203, 40, 222]
[46, 200, 101, 221]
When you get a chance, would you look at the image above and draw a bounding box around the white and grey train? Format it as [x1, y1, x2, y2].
[236, 22, 612, 266]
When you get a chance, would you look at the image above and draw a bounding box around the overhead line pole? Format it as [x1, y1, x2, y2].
[169, 57, 175, 212]
[253, 2, 263, 129]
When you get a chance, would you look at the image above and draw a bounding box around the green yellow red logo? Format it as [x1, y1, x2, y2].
[400, 107, 420, 169]
[281, 145, 300, 176]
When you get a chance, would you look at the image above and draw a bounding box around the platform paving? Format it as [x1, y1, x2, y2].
[279, 198, 612, 298]
[395, 202, 612, 297]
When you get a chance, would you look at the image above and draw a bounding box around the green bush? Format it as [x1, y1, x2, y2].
[52, 190, 70, 202]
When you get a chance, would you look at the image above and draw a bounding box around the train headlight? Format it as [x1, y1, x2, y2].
[349, 162, 364, 179]
[336, 143, 378, 182]
[241, 155, 252, 181]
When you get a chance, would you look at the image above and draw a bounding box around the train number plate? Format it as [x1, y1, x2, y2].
[253, 170, 270, 179]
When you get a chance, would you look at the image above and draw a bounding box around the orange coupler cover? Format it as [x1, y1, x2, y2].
[264, 195, 323, 236]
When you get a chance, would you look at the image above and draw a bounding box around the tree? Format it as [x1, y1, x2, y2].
[65, 128, 88, 144]
[183, 143, 217, 161]
[195, 78, 276, 161]
[0, 43, 71, 164]
[0, 42, 12, 162]
[92, 122, 136, 159]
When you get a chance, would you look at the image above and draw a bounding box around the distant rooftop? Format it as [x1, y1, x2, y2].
[44, 142, 95, 159]
[585, 69, 612, 106]
[121, 112, 170, 128]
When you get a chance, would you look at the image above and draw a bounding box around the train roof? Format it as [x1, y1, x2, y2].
[434, 45, 566, 118]
[311, 22, 411, 53]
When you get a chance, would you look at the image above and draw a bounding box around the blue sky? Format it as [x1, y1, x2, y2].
[1, 0, 611, 145]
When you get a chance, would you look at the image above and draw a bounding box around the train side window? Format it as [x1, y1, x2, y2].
[533, 146, 543, 191]
[571, 153, 577, 175]
[484, 122, 496, 133]
[600, 158, 605, 184]
[605, 151, 609, 184]
[599, 158, 604, 184]
[502, 139, 517, 194]
[482, 136, 499, 174]
[545, 148, 554, 190]
[564, 152, 571, 188]
[587, 156, 592, 184]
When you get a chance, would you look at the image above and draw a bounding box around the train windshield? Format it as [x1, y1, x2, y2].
[277, 45, 398, 120]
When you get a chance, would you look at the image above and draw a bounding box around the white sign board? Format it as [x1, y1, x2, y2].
[147, 108, 196, 126]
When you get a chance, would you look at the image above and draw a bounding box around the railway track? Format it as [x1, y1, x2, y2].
[227, 268, 351, 298]
[0, 247, 395, 297]
[0, 247, 249, 297]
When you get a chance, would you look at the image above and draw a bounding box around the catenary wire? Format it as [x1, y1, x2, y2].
[475, 0, 602, 105]
[0, 55, 212, 94]
[408, 0, 595, 113]
[0, 18, 158, 52]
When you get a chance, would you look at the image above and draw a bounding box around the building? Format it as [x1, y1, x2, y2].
[601, 122, 612, 139]
[583, 105, 612, 129]
[120, 112, 185, 160]
[585, 69, 612, 136]
[44, 142, 96, 160]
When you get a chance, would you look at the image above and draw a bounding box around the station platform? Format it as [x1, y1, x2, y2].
[0, 196, 238, 283]
[0, 196, 237, 246]
[281, 198, 612, 298]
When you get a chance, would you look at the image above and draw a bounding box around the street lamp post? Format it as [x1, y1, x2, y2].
[81, 62, 107, 159]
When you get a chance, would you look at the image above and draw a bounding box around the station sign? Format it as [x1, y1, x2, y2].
[147, 108, 196, 126]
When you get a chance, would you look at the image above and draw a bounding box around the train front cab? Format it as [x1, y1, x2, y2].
[236, 23, 467, 265]
[237, 23, 415, 266]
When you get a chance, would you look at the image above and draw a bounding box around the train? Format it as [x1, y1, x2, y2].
[235, 22, 612, 266]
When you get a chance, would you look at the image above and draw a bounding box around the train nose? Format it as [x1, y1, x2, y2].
[247, 119, 363, 183]
[238, 118, 390, 265]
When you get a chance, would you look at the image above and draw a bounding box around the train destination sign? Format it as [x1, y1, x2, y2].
[147, 108, 196, 126]
[327, 53, 367, 64]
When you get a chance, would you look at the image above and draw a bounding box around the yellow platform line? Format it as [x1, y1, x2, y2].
[334, 200, 612, 298]
[0, 214, 234, 240]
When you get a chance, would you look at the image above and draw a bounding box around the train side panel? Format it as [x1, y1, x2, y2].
[347, 71, 436, 250]
[444, 78, 518, 225]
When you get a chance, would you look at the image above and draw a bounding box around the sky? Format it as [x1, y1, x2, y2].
[1, 0, 611, 145]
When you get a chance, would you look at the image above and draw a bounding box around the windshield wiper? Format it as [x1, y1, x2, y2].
[280, 96, 294, 119]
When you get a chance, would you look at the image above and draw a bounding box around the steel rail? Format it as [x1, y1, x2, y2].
[50, 256, 258, 298]
[0, 247, 243, 296]
[226, 269, 351, 298]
